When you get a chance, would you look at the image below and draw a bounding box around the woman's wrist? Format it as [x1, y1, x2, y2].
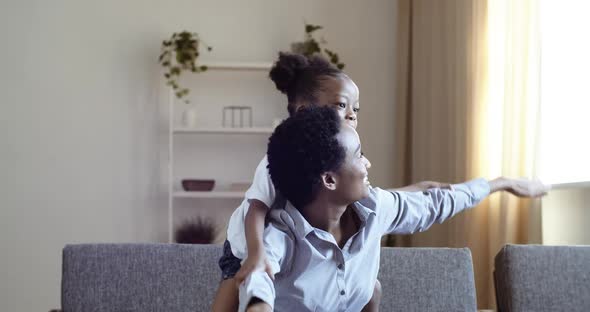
[489, 177, 512, 193]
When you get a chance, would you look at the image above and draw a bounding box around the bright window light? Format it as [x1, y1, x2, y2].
[537, 0, 590, 185]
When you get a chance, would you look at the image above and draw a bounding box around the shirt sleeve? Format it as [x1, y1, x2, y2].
[238, 219, 293, 312]
[244, 155, 276, 209]
[375, 178, 491, 235]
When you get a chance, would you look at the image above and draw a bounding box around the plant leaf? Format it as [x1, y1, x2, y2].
[305, 24, 323, 33]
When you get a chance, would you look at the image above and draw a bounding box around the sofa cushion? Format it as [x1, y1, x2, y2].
[62, 243, 221, 311]
[379, 247, 477, 311]
[494, 244, 590, 312]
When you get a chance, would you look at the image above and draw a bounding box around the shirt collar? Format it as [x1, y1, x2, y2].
[283, 200, 376, 239]
[283, 201, 315, 239]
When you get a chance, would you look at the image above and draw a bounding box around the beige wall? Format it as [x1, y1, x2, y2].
[0, 1, 398, 310]
[542, 185, 590, 245]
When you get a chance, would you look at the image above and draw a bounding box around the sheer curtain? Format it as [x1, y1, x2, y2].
[392, 0, 541, 308]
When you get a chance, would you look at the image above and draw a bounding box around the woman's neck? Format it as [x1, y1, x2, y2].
[301, 197, 348, 234]
[301, 199, 360, 248]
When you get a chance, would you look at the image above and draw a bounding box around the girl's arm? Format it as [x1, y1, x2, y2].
[235, 200, 273, 284]
[233, 156, 276, 284]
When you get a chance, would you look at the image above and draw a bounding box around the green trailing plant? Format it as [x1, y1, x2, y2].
[159, 31, 212, 103]
[290, 23, 345, 70]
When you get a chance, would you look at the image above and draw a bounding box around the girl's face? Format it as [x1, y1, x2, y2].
[316, 75, 360, 129]
[295, 75, 360, 129]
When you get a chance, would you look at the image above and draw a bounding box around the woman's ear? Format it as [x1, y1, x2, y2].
[321, 172, 337, 191]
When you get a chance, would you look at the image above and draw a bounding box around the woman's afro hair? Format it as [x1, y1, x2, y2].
[267, 106, 346, 209]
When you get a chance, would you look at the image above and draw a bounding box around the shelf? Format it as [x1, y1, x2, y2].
[201, 62, 272, 71]
[166, 59, 273, 242]
[173, 191, 245, 199]
[174, 127, 274, 134]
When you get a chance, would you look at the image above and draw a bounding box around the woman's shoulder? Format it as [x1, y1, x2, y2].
[356, 187, 388, 209]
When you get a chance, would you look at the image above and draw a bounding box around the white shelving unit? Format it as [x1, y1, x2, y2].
[166, 61, 281, 243]
[173, 191, 245, 199]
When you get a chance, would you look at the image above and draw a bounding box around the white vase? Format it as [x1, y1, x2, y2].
[181, 107, 197, 128]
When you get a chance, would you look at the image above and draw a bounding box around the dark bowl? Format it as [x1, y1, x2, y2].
[181, 179, 215, 191]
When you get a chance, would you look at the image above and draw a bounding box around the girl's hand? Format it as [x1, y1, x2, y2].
[234, 248, 274, 285]
[246, 300, 272, 312]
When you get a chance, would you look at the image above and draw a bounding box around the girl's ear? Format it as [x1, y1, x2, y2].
[321, 172, 337, 191]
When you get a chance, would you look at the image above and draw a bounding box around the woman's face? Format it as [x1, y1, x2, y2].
[296, 75, 360, 129]
[333, 124, 372, 203]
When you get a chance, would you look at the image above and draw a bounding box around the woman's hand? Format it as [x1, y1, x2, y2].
[489, 177, 550, 197]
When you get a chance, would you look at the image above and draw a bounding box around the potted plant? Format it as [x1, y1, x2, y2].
[174, 217, 217, 244]
[290, 23, 345, 69]
[159, 31, 212, 103]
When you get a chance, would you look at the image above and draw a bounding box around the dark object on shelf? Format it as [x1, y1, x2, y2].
[175, 217, 217, 244]
[222, 106, 252, 128]
[181, 179, 215, 191]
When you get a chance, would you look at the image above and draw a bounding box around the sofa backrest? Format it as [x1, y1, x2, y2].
[61, 243, 221, 311]
[61, 244, 477, 311]
[379, 247, 477, 311]
[494, 244, 590, 312]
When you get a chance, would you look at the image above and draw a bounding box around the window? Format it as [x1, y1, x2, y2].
[537, 0, 590, 185]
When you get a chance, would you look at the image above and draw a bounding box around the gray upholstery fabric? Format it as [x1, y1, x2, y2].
[378, 247, 477, 312]
[494, 244, 590, 312]
[62, 244, 222, 312]
[61, 244, 476, 311]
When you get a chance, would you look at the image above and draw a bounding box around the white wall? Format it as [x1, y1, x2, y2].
[542, 186, 590, 245]
[0, 1, 398, 310]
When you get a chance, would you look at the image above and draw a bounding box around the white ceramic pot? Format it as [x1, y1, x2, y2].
[181, 107, 198, 128]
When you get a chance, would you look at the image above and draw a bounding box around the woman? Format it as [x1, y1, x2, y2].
[241, 106, 548, 311]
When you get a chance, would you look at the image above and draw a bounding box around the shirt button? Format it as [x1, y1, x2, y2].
[422, 191, 429, 195]
[340, 290, 345, 295]
[337, 263, 344, 270]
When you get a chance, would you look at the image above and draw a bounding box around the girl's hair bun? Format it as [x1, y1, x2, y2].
[269, 52, 309, 94]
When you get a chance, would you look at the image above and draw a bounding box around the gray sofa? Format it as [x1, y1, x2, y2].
[60, 244, 477, 311]
[494, 244, 590, 312]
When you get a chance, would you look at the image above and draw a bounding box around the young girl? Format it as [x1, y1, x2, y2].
[212, 53, 447, 311]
